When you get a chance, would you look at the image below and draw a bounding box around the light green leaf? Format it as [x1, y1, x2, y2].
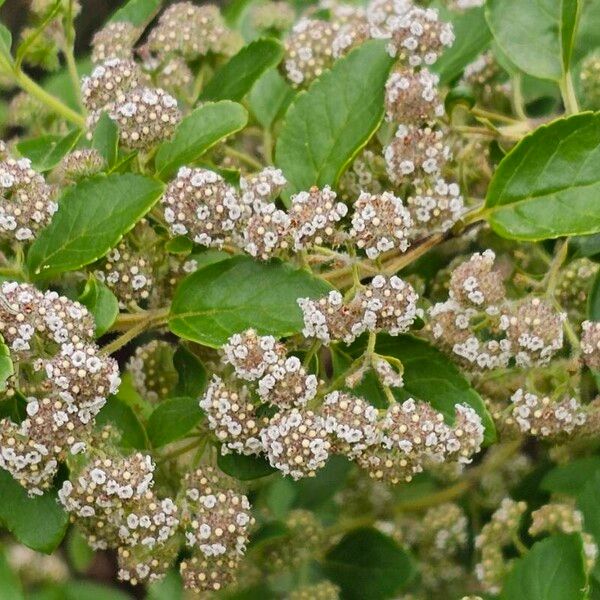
[0, 469, 68, 553]
[62, 582, 133, 600]
[371, 334, 496, 444]
[573, 0, 600, 65]
[78, 277, 119, 337]
[561, 0, 581, 72]
[16, 130, 81, 172]
[169, 256, 331, 347]
[173, 345, 207, 398]
[96, 396, 148, 449]
[218, 452, 276, 480]
[66, 528, 95, 574]
[147, 397, 203, 447]
[147, 570, 183, 600]
[542, 456, 600, 495]
[109, 0, 162, 27]
[484, 113, 600, 241]
[28, 173, 164, 277]
[500, 534, 587, 600]
[249, 68, 295, 129]
[0, 334, 14, 392]
[275, 40, 394, 198]
[486, 0, 562, 81]
[92, 113, 119, 168]
[165, 236, 193, 254]
[200, 38, 284, 102]
[155, 101, 248, 179]
[0, 23, 13, 66]
[433, 5, 492, 84]
[0, 547, 24, 600]
[323, 527, 416, 600]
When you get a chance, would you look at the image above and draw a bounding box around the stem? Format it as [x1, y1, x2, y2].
[109, 307, 170, 332]
[560, 71, 580, 115]
[13, 68, 85, 127]
[100, 319, 150, 355]
[223, 146, 263, 170]
[544, 239, 568, 296]
[303, 340, 321, 369]
[471, 107, 522, 124]
[61, 0, 84, 110]
[159, 437, 203, 461]
[512, 74, 528, 121]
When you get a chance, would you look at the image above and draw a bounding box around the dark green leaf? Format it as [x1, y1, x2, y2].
[249, 68, 295, 129]
[275, 40, 394, 198]
[109, 0, 162, 27]
[200, 39, 284, 102]
[433, 6, 492, 84]
[147, 397, 203, 447]
[78, 277, 119, 337]
[63, 582, 133, 600]
[169, 256, 331, 347]
[96, 396, 148, 449]
[0, 469, 68, 553]
[147, 570, 183, 600]
[500, 534, 587, 600]
[486, 0, 562, 81]
[0, 547, 24, 600]
[155, 101, 248, 179]
[173, 345, 207, 398]
[589, 269, 600, 320]
[292, 456, 352, 510]
[66, 528, 95, 573]
[218, 452, 276, 480]
[91, 113, 119, 168]
[572, 233, 600, 259]
[323, 527, 415, 600]
[484, 113, 600, 241]
[16, 130, 81, 172]
[28, 173, 164, 277]
[542, 456, 600, 496]
[373, 335, 496, 444]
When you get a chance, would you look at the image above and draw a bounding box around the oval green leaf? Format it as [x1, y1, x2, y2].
[169, 256, 331, 347]
[155, 101, 248, 179]
[200, 38, 284, 102]
[484, 113, 600, 241]
[275, 39, 395, 198]
[27, 173, 164, 277]
[92, 112, 119, 168]
[16, 130, 81, 172]
[249, 68, 295, 129]
[147, 397, 203, 448]
[323, 527, 416, 600]
[109, 0, 162, 27]
[78, 277, 119, 337]
[500, 534, 587, 600]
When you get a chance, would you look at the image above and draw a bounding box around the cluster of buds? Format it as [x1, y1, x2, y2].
[127, 340, 178, 404]
[91, 21, 141, 63]
[56, 149, 106, 183]
[474, 498, 527, 595]
[0, 155, 57, 242]
[0, 282, 119, 495]
[582, 320, 600, 370]
[299, 275, 420, 345]
[81, 58, 180, 150]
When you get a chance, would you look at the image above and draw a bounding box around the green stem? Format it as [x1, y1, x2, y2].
[560, 71, 580, 115]
[512, 74, 528, 121]
[471, 106, 522, 124]
[223, 146, 263, 170]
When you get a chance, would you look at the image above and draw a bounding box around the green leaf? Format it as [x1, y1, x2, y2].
[291, 456, 352, 510]
[0, 23, 13, 66]
[485, 0, 563, 81]
[500, 534, 587, 600]
[165, 236, 193, 254]
[62, 582, 133, 600]
[323, 527, 415, 600]
[0, 547, 24, 600]
[173, 345, 207, 398]
[17, 131, 81, 172]
[249, 68, 295, 129]
[0, 335, 14, 392]
[96, 396, 148, 449]
[484, 113, 600, 241]
[147, 570, 183, 600]
[275, 39, 394, 198]
[589, 269, 600, 320]
[147, 397, 203, 447]
[433, 6, 492, 84]
[109, 0, 162, 27]
[78, 277, 119, 337]
[28, 173, 164, 277]
[200, 39, 284, 102]
[572, 233, 600, 259]
[572, 0, 600, 65]
[169, 256, 331, 347]
[218, 452, 276, 480]
[561, 0, 581, 72]
[66, 528, 95, 573]
[155, 101, 248, 179]
[372, 334, 496, 444]
[0, 469, 68, 553]
[542, 456, 600, 496]
[43, 58, 92, 112]
[91, 113, 119, 168]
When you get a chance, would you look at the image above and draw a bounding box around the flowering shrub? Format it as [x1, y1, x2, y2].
[0, 0, 599, 598]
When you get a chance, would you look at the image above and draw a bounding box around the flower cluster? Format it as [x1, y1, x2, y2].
[127, 340, 178, 403]
[582, 320, 600, 370]
[0, 282, 119, 495]
[91, 21, 141, 63]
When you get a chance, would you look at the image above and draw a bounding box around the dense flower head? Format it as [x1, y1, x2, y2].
[179, 553, 240, 593]
[283, 18, 340, 87]
[154, 56, 193, 96]
[241, 200, 292, 260]
[407, 177, 465, 234]
[127, 340, 178, 403]
[200, 376, 266, 456]
[384, 124, 450, 183]
[349, 191, 413, 259]
[91, 21, 141, 63]
[385, 67, 444, 123]
[260, 408, 331, 479]
[387, 7, 455, 67]
[239, 167, 287, 207]
[250, 1, 296, 32]
[582, 320, 600, 371]
[366, 0, 413, 38]
[161, 166, 243, 247]
[57, 148, 106, 183]
[332, 13, 372, 59]
[0, 157, 57, 242]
